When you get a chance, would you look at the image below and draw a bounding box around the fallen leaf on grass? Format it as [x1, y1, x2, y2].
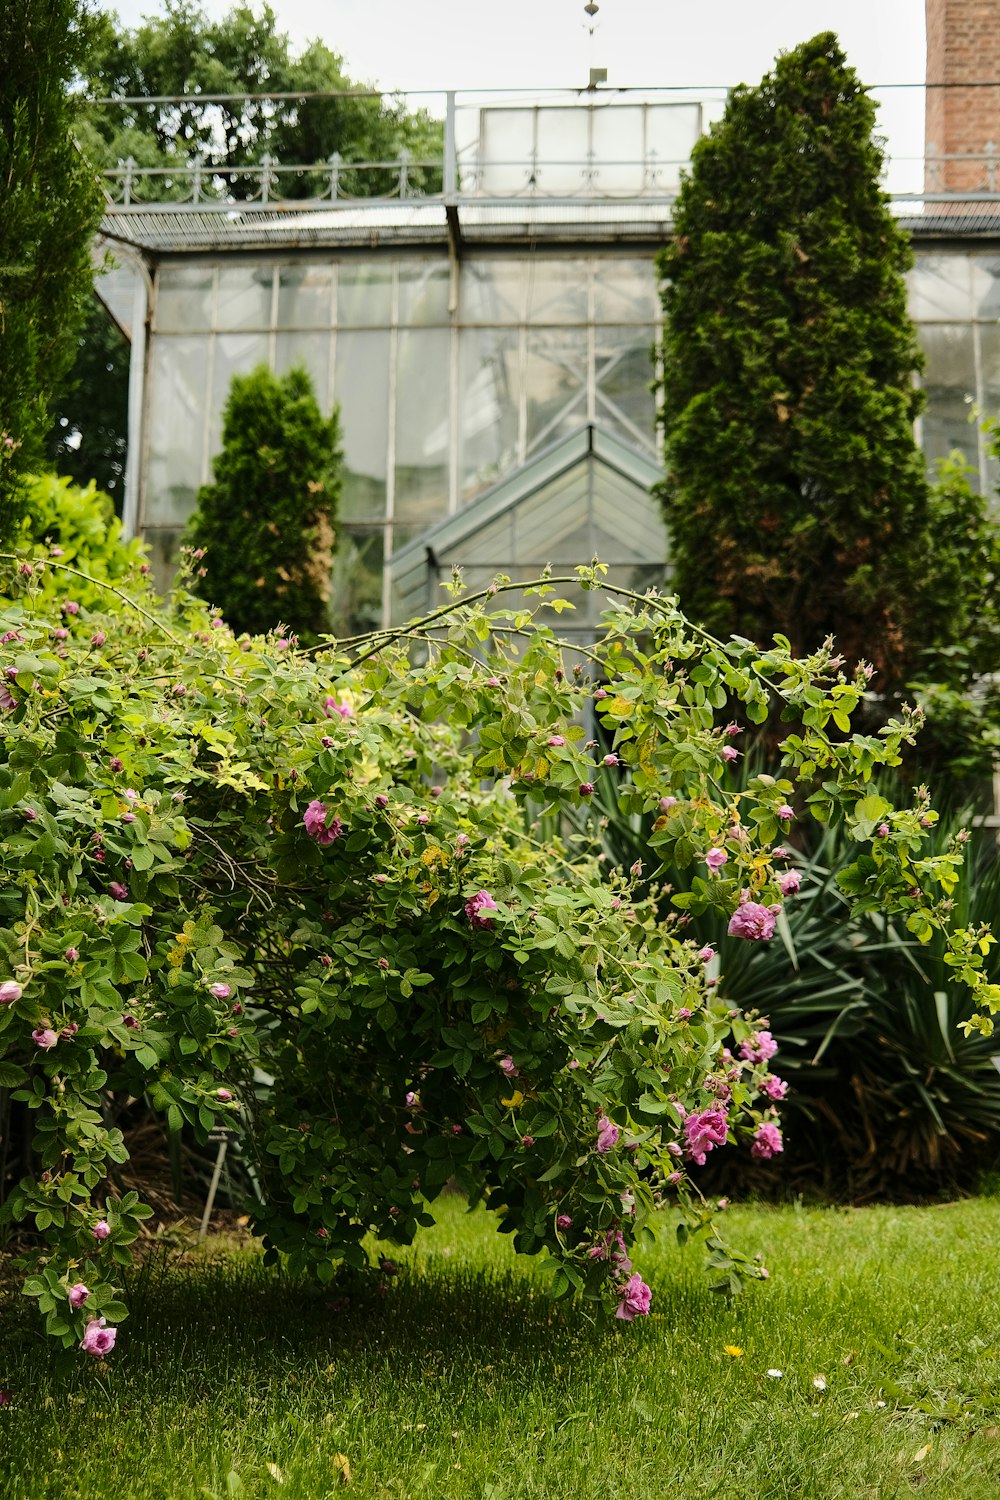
[913, 1444, 932, 1464]
[331, 1453, 352, 1486]
[265, 1463, 284, 1484]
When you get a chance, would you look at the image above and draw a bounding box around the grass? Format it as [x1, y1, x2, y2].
[3, 1197, 1000, 1499]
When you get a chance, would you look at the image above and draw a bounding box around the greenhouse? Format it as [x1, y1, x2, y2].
[94, 89, 1000, 632]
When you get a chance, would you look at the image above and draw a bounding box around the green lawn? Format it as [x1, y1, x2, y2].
[3, 1197, 1000, 1499]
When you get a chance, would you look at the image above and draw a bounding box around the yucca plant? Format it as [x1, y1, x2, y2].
[584, 775, 1000, 1201]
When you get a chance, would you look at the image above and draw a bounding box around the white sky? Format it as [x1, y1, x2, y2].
[103, 0, 929, 185]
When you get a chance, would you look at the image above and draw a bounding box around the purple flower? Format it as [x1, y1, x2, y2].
[304, 800, 342, 846]
[122, 1014, 140, 1031]
[62, 600, 79, 616]
[90, 632, 106, 647]
[65, 948, 79, 962]
[486, 677, 501, 688]
[777, 804, 794, 821]
[498, 1055, 518, 1077]
[81, 1318, 117, 1358]
[721, 746, 739, 763]
[615, 1273, 652, 1322]
[739, 1030, 778, 1064]
[556, 1214, 573, 1229]
[92, 1219, 111, 1241]
[659, 796, 677, 811]
[209, 982, 231, 1000]
[697, 946, 715, 964]
[779, 869, 801, 896]
[323, 696, 353, 719]
[0, 981, 22, 1004]
[32, 1028, 58, 1051]
[68, 1283, 89, 1310]
[761, 1076, 788, 1101]
[705, 848, 728, 871]
[683, 1106, 729, 1165]
[108, 881, 129, 902]
[727, 899, 778, 942]
[0, 684, 16, 712]
[547, 735, 565, 747]
[724, 722, 741, 736]
[579, 782, 595, 797]
[595, 1115, 620, 1153]
[121, 811, 136, 824]
[217, 1088, 233, 1102]
[876, 823, 890, 839]
[465, 890, 498, 930]
[751, 1122, 784, 1160]
[677, 1007, 693, 1021]
[603, 754, 619, 767]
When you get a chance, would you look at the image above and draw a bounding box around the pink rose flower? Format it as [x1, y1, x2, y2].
[303, 800, 342, 846]
[556, 1214, 573, 1229]
[547, 735, 565, 747]
[615, 1273, 652, 1322]
[92, 1219, 111, 1241]
[721, 746, 739, 763]
[65, 948, 79, 962]
[697, 946, 715, 964]
[779, 869, 801, 896]
[751, 1121, 784, 1160]
[0, 981, 22, 1004]
[217, 1088, 233, 1102]
[659, 796, 677, 811]
[740, 1030, 778, 1064]
[32, 1028, 58, 1051]
[579, 782, 595, 797]
[323, 696, 353, 720]
[727, 899, 778, 942]
[705, 848, 728, 871]
[108, 881, 129, 902]
[209, 983, 231, 1000]
[683, 1106, 729, 1165]
[465, 890, 498, 929]
[81, 1318, 116, 1357]
[498, 1055, 518, 1077]
[761, 1075, 788, 1100]
[68, 1283, 90, 1310]
[777, 804, 794, 820]
[595, 1115, 619, 1153]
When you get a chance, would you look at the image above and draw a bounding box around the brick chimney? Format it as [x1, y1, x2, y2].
[925, 0, 1000, 196]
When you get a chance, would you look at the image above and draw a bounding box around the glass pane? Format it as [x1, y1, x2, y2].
[208, 333, 271, 466]
[394, 329, 450, 527]
[334, 330, 390, 521]
[398, 262, 449, 325]
[595, 327, 657, 450]
[144, 337, 208, 526]
[591, 106, 645, 194]
[971, 254, 1000, 319]
[525, 328, 588, 453]
[277, 265, 334, 328]
[920, 323, 978, 468]
[526, 260, 589, 324]
[458, 328, 520, 502]
[535, 108, 588, 194]
[96, 262, 138, 340]
[338, 264, 393, 327]
[215, 267, 273, 330]
[275, 331, 331, 413]
[330, 526, 385, 637]
[594, 258, 661, 324]
[644, 103, 702, 193]
[143, 527, 185, 593]
[460, 261, 525, 324]
[478, 108, 535, 195]
[907, 255, 972, 321]
[155, 266, 213, 334]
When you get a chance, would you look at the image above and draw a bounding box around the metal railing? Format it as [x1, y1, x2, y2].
[89, 87, 1000, 217]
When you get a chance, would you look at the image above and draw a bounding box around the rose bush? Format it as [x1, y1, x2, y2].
[0, 546, 996, 1357]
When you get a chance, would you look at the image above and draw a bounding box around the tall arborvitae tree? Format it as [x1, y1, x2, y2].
[657, 33, 931, 691]
[184, 365, 341, 640]
[0, 0, 105, 541]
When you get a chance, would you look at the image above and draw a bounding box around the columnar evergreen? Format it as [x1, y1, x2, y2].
[657, 33, 929, 691]
[184, 365, 341, 639]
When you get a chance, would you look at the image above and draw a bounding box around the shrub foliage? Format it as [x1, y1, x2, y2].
[0, 545, 997, 1355]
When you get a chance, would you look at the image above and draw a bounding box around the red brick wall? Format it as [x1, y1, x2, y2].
[926, 0, 1000, 192]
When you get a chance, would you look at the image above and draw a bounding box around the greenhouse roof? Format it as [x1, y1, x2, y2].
[389, 423, 666, 632]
